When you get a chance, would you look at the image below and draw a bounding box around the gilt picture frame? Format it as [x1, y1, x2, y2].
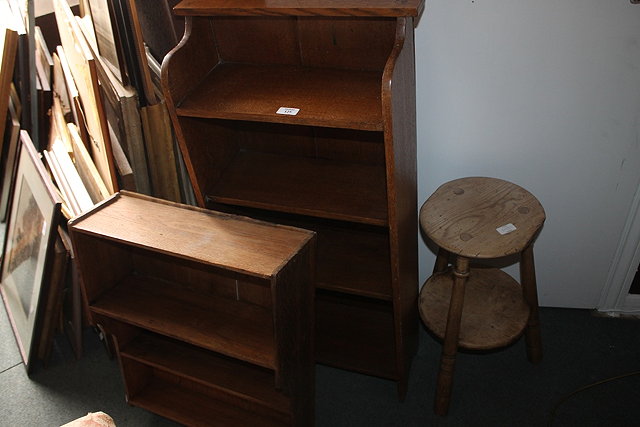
[0, 131, 62, 373]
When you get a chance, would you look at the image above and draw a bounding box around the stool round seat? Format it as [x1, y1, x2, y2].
[420, 177, 545, 259]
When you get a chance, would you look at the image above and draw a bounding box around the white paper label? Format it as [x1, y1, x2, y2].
[276, 107, 300, 116]
[496, 223, 517, 235]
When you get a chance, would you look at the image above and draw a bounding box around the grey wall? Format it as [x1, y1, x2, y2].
[415, 0, 640, 307]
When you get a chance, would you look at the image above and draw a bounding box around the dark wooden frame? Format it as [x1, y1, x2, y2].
[0, 131, 63, 373]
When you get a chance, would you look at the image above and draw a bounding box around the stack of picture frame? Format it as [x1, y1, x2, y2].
[0, 0, 194, 374]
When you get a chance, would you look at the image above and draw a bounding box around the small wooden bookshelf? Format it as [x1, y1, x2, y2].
[69, 191, 316, 426]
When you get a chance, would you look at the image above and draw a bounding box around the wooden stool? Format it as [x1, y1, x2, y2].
[419, 177, 546, 415]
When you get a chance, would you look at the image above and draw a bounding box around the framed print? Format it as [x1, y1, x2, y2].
[0, 90, 21, 222]
[87, 0, 128, 85]
[0, 0, 18, 146]
[0, 131, 63, 373]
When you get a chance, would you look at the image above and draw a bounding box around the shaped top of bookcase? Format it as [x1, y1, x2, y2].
[173, 0, 425, 18]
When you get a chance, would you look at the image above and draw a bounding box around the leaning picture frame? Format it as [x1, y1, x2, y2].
[0, 131, 63, 373]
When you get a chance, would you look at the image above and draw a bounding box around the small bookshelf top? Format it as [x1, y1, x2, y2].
[69, 191, 315, 278]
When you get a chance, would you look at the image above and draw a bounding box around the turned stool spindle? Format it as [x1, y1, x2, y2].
[419, 177, 545, 415]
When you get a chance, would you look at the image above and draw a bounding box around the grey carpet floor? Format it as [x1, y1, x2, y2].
[1, 303, 639, 426]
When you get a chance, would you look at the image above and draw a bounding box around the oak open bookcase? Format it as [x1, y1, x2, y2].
[162, 0, 424, 397]
[69, 191, 316, 426]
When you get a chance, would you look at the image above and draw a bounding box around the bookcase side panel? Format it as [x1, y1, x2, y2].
[162, 16, 219, 106]
[381, 17, 419, 397]
[272, 240, 315, 426]
[162, 16, 220, 206]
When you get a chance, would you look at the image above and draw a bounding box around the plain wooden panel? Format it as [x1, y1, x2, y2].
[213, 16, 300, 65]
[0, 4, 18, 147]
[130, 246, 273, 308]
[315, 225, 391, 300]
[379, 17, 420, 397]
[314, 127, 385, 166]
[70, 233, 134, 303]
[298, 17, 395, 71]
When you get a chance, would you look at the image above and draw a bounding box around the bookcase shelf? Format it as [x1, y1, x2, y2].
[162, 0, 423, 398]
[120, 333, 290, 414]
[92, 275, 276, 369]
[70, 191, 315, 426]
[177, 63, 384, 131]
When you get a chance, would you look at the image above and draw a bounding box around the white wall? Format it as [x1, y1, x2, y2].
[415, 0, 640, 308]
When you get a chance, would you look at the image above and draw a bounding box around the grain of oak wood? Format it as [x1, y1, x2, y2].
[420, 177, 546, 259]
[70, 191, 315, 278]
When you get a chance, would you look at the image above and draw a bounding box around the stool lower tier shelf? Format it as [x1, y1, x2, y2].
[419, 268, 530, 350]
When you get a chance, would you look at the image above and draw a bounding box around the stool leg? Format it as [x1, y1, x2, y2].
[520, 243, 543, 364]
[434, 256, 469, 416]
[433, 247, 450, 274]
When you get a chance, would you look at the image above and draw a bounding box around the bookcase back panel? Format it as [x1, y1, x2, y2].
[180, 119, 386, 189]
[73, 233, 134, 303]
[177, 117, 239, 193]
[236, 122, 384, 165]
[212, 17, 301, 66]
[297, 17, 396, 71]
[314, 127, 385, 166]
[208, 16, 395, 71]
[131, 247, 273, 309]
[76, 232, 273, 310]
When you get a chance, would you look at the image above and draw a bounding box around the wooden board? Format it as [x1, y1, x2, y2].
[177, 63, 383, 131]
[54, 0, 118, 194]
[140, 102, 180, 202]
[0, 3, 19, 149]
[68, 123, 111, 204]
[0, 92, 21, 222]
[69, 191, 315, 278]
[77, 14, 151, 195]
